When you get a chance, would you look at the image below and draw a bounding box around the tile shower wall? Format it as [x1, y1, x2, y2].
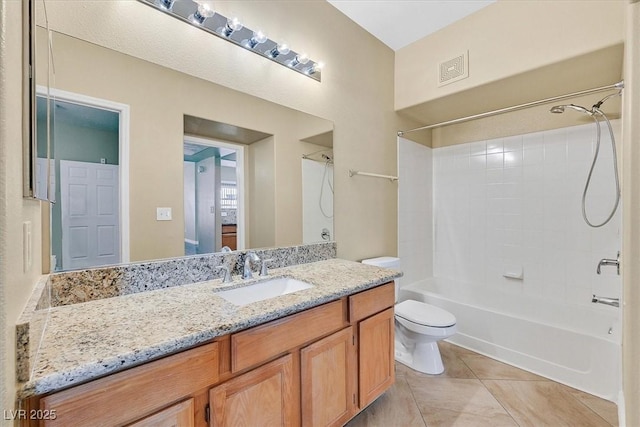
[433, 121, 622, 306]
[398, 137, 433, 288]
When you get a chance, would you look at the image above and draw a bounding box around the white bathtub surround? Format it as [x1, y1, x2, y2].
[397, 138, 433, 287]
[398, 121, 622, 401]
[433, 121, 622, 305]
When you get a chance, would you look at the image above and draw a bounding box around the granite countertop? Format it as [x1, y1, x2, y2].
[19, 258, 401, 398]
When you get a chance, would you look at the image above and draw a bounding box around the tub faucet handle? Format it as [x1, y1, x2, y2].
[597, 251, 620, 275]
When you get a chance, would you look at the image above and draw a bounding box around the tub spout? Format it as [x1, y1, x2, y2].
[592, 294, 619, 308]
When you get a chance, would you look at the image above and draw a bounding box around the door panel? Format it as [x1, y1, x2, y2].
[209, 354, 294, 427]
[301, 327, 355, 427]
[359, 308, 395, 408]
[61, 160, 120, 270]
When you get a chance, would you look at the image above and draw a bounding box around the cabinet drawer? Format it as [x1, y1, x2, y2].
[40, 342, 219, 426]
[232, 299, 347, 373]
[348, 282, 395, 322]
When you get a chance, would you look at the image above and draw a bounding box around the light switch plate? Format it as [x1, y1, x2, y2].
[23, 221, 32, 272]
[156, 207, 172, 221]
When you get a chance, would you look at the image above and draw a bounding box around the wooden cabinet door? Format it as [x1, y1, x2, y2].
[358, 307, 395, 408]
[128, 399, 194, 427]
[209, 354, 294, 426]
[301, 327, 355, 427]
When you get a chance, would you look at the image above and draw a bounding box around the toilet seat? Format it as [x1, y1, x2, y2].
[395, 300, 456, 328]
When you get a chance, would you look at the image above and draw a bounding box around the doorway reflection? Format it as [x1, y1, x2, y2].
[183, 138, 241, 255]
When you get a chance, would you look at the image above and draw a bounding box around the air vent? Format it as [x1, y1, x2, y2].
[438, 51, 469, 87]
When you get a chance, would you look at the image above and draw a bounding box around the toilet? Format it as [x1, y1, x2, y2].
[362, 257, 457, 374]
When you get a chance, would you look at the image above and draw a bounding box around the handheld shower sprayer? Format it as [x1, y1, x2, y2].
[549, 104, 592, 115]
[548, 90, 622, 228]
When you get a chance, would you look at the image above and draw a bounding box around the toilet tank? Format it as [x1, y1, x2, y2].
[361, 257, 401, 301]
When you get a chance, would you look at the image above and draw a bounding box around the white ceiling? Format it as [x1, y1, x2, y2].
[327, 0, 496, 51]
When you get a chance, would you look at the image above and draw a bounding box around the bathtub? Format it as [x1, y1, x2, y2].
[400, 277, 622, 402]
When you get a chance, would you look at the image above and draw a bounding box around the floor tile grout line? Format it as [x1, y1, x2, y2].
[399, 368, 434, 427]
[456, 353, 480, 380]
[479, 378, 523, 427]
[561, 387, 618, 427]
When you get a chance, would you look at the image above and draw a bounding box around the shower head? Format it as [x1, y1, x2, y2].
[549, 104, 592, 115]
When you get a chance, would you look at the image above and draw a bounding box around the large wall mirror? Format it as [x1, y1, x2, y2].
[33, 2, 334, 271]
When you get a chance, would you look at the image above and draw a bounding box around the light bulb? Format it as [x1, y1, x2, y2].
[222, 17, 243, 37]
[190, 2, 215, 25]
[305, 61, 324, 75]
[157, 0, 175, 11]
[290, 52, 310, 67]
[246, 30, 267, 48]
[269, 43, 290, 58]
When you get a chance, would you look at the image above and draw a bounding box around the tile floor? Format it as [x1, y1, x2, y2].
[347, 342, 618, 427]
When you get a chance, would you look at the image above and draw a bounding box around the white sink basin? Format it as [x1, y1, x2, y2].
[216, 277, 314, 306]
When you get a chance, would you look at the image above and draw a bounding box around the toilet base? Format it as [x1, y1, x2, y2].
[395, 340, 445, 375]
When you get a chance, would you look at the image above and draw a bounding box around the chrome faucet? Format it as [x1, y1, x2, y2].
[597, 251, 620, 275]
[243, 251, 261, 279]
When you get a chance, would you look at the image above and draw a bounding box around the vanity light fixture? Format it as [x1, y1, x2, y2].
[138, 0, 323, 82]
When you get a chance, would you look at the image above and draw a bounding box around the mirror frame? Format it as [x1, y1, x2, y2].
[23, 0, 54, 202]
[23, 0, 38, 199]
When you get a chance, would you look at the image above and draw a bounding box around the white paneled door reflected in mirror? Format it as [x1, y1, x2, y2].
[37, 95, 124, 272]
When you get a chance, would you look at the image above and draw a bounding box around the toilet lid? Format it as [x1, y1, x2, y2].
[395, 300, 456, 328]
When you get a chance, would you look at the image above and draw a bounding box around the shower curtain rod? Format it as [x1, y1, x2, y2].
[397, 81, 624, 136]
[302, 147, 332, 160]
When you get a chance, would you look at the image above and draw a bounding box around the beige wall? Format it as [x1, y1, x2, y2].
[0, 1, 44, 422]
[396, 0, 625, 125]
[248, 137, 275, 249]
[623, 3, 640, 424]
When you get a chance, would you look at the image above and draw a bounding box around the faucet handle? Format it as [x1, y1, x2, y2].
[214, 265, 232, 282]
[260, 259, 274, 276]
[597, 251, 620, 275]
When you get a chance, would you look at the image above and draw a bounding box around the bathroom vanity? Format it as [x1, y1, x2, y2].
[17, 257, 399, 427]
